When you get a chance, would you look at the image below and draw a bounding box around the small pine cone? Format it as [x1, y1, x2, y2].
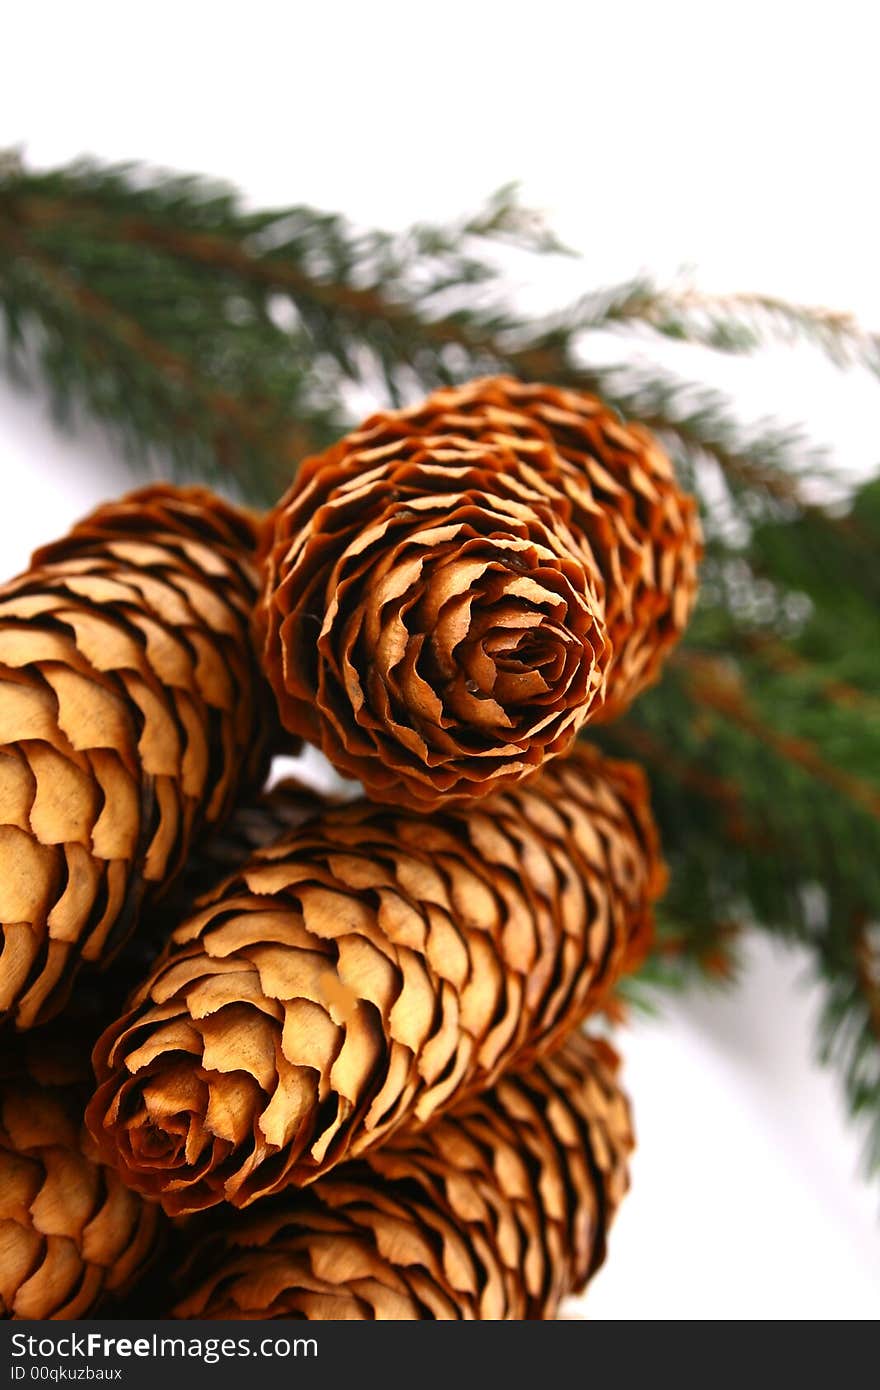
[258, 431, 611, 809]
[0, 485, 275, 1029]
[87, 744, 662, 1214]
[171, 1031, 632, 1320]
[0, 1043, 162, 1320]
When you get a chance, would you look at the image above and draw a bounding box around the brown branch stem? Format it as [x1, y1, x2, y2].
[677, 651, 880, 820]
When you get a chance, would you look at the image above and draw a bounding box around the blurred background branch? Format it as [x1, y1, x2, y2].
[1, 154, 878, 1171]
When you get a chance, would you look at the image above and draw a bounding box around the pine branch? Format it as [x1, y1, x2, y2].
[675, 650, 880, 821]
[0, 218, 257, 430]
[568, 360, 829, 509]
[0, 158, 833, 510]
[620, 284, 880, 377]
[741, 633, 880, 721]
[601, 516, 880, 1166]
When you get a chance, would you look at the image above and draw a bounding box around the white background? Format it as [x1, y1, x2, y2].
[2, 1, 878, 1319]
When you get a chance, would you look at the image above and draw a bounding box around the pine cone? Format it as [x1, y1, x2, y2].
[0, 1042, 162, 1320]
[258, 378, 700, 807]
[0, 485, 275, 1029]
[171, 1031, 632, 1320]
[258, 430, 611, 809]
[343, 377, 702, 723]
[87, 744, 662, 1214]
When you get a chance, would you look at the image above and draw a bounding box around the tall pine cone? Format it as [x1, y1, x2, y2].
[171, 1031, 632, 1320]
[87, 744, 662, 1214]
[258, 431, 611, 809]
[0, 485, 275, 1029]
[0, 1043, 162, 1320]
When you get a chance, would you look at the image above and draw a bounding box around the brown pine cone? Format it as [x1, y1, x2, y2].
[87, 744, 662, 1214]
[171, 1031, 632, 1320]
[0, 485, 276, 1029]
[258, 378, 700, 807]
[0, 1042, 162, 1320]
[258, 430, 611, 809]
[339, 377, 702, 723]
